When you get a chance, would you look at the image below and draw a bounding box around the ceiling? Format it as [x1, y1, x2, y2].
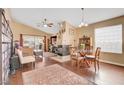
[10, 8, 124, 34]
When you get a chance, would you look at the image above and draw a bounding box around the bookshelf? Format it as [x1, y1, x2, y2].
[0, 9, 13, 84]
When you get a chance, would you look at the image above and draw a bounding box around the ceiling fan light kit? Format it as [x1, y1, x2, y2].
[84, 23, 88, 26]
[43, 24, 47, 27]
[37, 18, 54, 28]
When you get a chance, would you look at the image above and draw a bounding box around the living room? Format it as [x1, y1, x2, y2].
[0, 8, 124, 85]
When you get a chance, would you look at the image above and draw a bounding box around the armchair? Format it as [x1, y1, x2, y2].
[17, 49, 35, 70]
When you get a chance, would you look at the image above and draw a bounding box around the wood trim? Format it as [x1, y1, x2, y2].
[47, 38, 50, 52]
[50, 36, 57, 44]
[44, 36, 46, 52]
[20, 34, 23, 46]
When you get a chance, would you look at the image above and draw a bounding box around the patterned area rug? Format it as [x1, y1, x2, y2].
[43, 52, 57, 57]
[50, 55, 71, 63]
[22, 64, 92, 85]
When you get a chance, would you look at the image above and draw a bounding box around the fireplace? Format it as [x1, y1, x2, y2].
[57, 45, 70, 56]
[52, 45, 70, 56]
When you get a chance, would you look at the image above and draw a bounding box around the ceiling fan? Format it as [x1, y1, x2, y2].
[37, 18, 54, 27]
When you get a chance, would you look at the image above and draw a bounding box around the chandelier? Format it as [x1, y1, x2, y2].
[79, 8, 88, 27]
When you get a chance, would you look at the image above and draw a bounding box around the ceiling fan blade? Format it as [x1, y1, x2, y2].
[48, 23, 53, 25]
[48, 25, 52, 27]
[40, 18, 54, 27]
[47, 23, 53, 27]
[37, 23, 41, 27]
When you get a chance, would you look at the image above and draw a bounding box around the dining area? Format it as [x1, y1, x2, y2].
[70, 46, 101, 72]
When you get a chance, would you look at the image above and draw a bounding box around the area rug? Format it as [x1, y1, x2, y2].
[43, 52, 57, 57]
[50, 55, 71, 63]
[22, 64, 92, 85]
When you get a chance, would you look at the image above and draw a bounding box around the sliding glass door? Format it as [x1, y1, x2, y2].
[22, 35, 44, 50]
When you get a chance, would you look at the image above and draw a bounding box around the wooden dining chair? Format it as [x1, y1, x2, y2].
[69, 47, 83, 67]
[85, 47, 101, 71]
[77, 46, 93, 68]
[70, 47, 78, 66]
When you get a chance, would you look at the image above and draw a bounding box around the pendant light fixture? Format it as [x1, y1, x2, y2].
[79, 8, 88, 27]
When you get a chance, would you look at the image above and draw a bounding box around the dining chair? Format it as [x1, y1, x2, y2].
[70, 47, 80, 66]
[85, 47, 101, 71]
[69, 47, 77, 55]
[77, 46, 93, 67]
[17, 49, 36, 70]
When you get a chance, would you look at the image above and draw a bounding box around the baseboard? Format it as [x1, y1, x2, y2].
[100, 59, 124, 67]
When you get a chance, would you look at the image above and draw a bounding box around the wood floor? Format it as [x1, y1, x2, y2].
[9, 56, 124, 85]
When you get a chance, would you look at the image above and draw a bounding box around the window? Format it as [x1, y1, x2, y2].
[95, 24, 122, 54]
[23, 35, 44, 50]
